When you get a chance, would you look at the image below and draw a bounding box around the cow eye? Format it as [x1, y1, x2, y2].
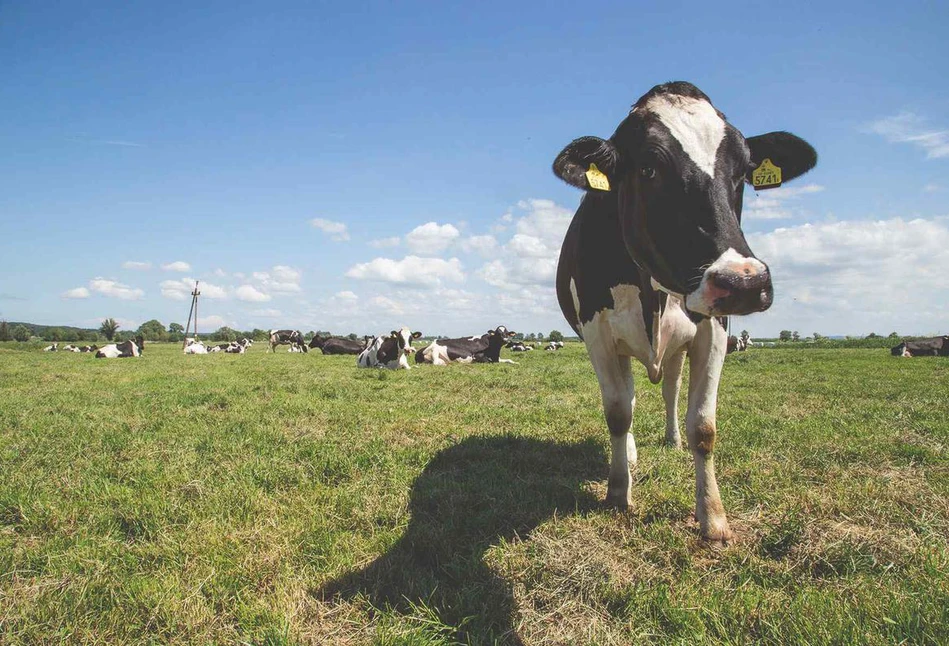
[640, 166, 656, 180]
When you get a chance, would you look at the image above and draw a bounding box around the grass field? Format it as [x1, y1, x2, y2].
[1, 342, 947, 644]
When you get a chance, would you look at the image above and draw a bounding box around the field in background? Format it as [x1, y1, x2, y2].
[1, 343, 947, 644]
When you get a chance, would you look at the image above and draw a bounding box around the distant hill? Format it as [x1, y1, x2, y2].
[3, 321, 99, 337]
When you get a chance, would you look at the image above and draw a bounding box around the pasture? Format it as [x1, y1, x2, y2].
[1, 342, 947, 644]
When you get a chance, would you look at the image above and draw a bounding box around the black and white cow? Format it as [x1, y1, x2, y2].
[552, 81, 816, 542]
[43, 343, 58, 352]
[416, 326, 517, 365]
[891, 336, 949, 357]
[309, 334, 371, 355]
[357, 327, 422, 370]
[269, 329, 307, 353]
[79, 344, 98, 353]
[183, 339, 208, 354]
[62, 344, 81, 352]
[95, 336, 145, 358]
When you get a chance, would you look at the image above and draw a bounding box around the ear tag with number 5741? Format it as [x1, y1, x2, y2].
[751, 158, 782, 189]
[585, 163, 611, 191]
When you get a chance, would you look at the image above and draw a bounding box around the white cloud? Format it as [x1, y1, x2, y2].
[199, 315, 228, 329]
[865, 112, 949, 159]
[213, 268, 227, 277]
[161, 261, 191, 272]
[460, 234, 498, 256]
[345, 255, 465, 286]
[235, 284, 271, 302]
[160, 278, 227, 301]
[252, 265, 302, 293]
[335, 290, 358, 302]
[744, 183, 824, 221]
[747, 217, 949, 335]
[369, 236, 401, 249]
[405, 222, 460, 255]
[122, 261, 152, 270]
[89, 277, 144, 300]
[62, 287, 90, 299]
[251, 308, 282, 318]
[311, 218, 350, 241]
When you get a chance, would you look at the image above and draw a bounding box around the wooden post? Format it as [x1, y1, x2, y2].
[182, 281, 201, 349]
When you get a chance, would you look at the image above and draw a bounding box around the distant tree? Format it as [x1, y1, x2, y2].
[537, 332, 544, 341]
[779, 330, 792, 342]
[888, 331, 899, 339]
[12, 325, 30, 342]
[792, 331, 800, 342]
[305, 331, 315, 341]
[0, 321, 9, 341]
[526, 332, 536, 341]
[347, 333, 358, 341]
[169, 322, 184, 335]
[99, 318, 120, 341]
[866, 332, 880, 339]
[137, 319, 167, 342]
[213, 326, 238, 342]
[44, 328, 65, 342]
[549, 330, 565, 343]
[813, 332, 823, 341]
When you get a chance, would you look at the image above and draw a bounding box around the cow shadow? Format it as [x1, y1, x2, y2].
[318, 435, 606, 645]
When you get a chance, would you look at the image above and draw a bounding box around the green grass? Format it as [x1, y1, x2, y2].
[1, 342, 947, 644]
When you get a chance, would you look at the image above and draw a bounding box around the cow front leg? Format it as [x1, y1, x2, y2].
[589, 345, 636, 508]
[686, 318, 732, 543]
[662, 349, 686, 449]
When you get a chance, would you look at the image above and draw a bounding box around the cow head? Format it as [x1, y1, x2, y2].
[553, 81, 816, 317]
[376, 327, 423, 365]
[135, 335, 145, 355]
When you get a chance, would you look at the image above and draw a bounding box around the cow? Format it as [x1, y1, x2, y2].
[62, 344, 81, 352]
[288, 343, 307, 353]
[96, 336, 144, 358]
[43, 343, 58, 352]
[79, 345, 98, 353]
[309, 334, 371, 355]
[183, 339, 208, 354]
[269, 329, 307, 353]
[239, 338, 254, 348]
[357, 327, 422, 370]
[552, 81, 816, 542]
[891, 336, 949, 357]
[224, 342, 246, 354]
[545, 341, 565, 351]
[416, 326, 517, 365]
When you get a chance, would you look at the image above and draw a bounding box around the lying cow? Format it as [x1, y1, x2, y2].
[183, 339, 209, 354]
[891, 336, 949, 357]
[309, 334, 371, 355]
[96, 336, 145, 358]
[545, 341, 564, 351]
[552, 81, 816, 541]
[358, 327, 422, 370]
[43, 343, 58, 352]
[509, 343, 531, 352]
[270, 329, 307, 353]
[416, 326, 517, 365]
[62, 344, 81, 352]
[79, 345, 98, 353]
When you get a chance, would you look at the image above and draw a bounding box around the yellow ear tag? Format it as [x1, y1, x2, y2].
[751, 158, 782, 189]
[585, 163, 611, 191]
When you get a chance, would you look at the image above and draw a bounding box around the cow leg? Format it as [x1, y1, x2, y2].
[589, 341, 636, 508]
[685, 318, 732, 542]
[662, 349, 687, 449]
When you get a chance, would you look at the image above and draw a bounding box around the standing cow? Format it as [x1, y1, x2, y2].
[269, 329, 307, 353]
[553, 81, 816, 541]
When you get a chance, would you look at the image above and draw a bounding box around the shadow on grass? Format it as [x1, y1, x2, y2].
[319, 435, 606, 645]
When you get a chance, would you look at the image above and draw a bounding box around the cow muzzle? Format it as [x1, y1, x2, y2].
[685, 248, 773, 316]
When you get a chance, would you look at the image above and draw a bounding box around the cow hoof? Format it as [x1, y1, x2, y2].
[702, 525, 735, 546]
[604, 490, 632, 510]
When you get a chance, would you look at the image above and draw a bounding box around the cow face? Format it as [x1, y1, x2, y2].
[488, 326, 516, 340]
[376, 327, 423, 365]
[553, 82, 816, 317]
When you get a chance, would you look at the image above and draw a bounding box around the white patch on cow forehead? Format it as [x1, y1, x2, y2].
[642, 94, 725, 178]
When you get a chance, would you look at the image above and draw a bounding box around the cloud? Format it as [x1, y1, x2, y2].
[865, 112, 949, 159]
[160, 278, 227, 301]
[62, 287, 90, 299]
[743, 184, 825, 221]
[161, 261, 191, 272]
[747, 216, 949, 334]
[252, 265, 302, 293]
[122, 261, 152, 270]
[213, 268, 227, 277]
[199, 315, 228, 329]
[89, 278, 144, 300]
[235, 284, 271, 302]
[924, 183, 942, 193]
[335, 290, 358, 302]
[405, 222, 460, 255]
[460, 234, 498, 256]
[251, 308, 282, 318]
[311, 218, 350, 241]
[369, 236, 401, 249]
[345, 255, 465, 286]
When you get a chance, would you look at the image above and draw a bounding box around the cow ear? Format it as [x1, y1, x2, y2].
[412, 331, 422, 339]
[553, 136, 620, 192]
[390, 330, 398, 337]
[745, 132, 817, 187]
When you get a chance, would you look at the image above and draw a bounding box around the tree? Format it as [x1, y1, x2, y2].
[888, 332, 899, 339]
[792, 331, 800, 342]
[169, 322, 184, 335]
[779, 330, 792, 342]
[549, 330, 564, 343]
[100, 318, 120, 341]
[138, 319, 167, 342]
[213, 326, 238, 342]
[12, 325, 31, 342]
[250, 328, 270, 341]
[813, 332, 823, 341]
[866, 332, 880, 339]
[0, 321, 9, 342]
[44, 327, 65, 342]
[347, 333, 358, 341]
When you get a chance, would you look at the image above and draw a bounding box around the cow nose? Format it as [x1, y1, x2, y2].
[706, 259, 773, 314]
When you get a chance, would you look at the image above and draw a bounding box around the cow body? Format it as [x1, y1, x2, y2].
[416, 326, 516, 365]
[43, 343, 58, 352]
[553, 81, 816, 541]
[95, 336, 144, 359]
[269, 329, 306, 353]
[183, 339, 208, 354]
[892, 336, 949, 357]
[309, 335, 369, 355]
[358, 327, 422, 370]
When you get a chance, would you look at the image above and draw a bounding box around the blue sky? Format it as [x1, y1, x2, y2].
[2, 1, 948, 337]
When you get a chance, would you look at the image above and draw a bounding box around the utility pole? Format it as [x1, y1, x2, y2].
[182, 281, 201, 349]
